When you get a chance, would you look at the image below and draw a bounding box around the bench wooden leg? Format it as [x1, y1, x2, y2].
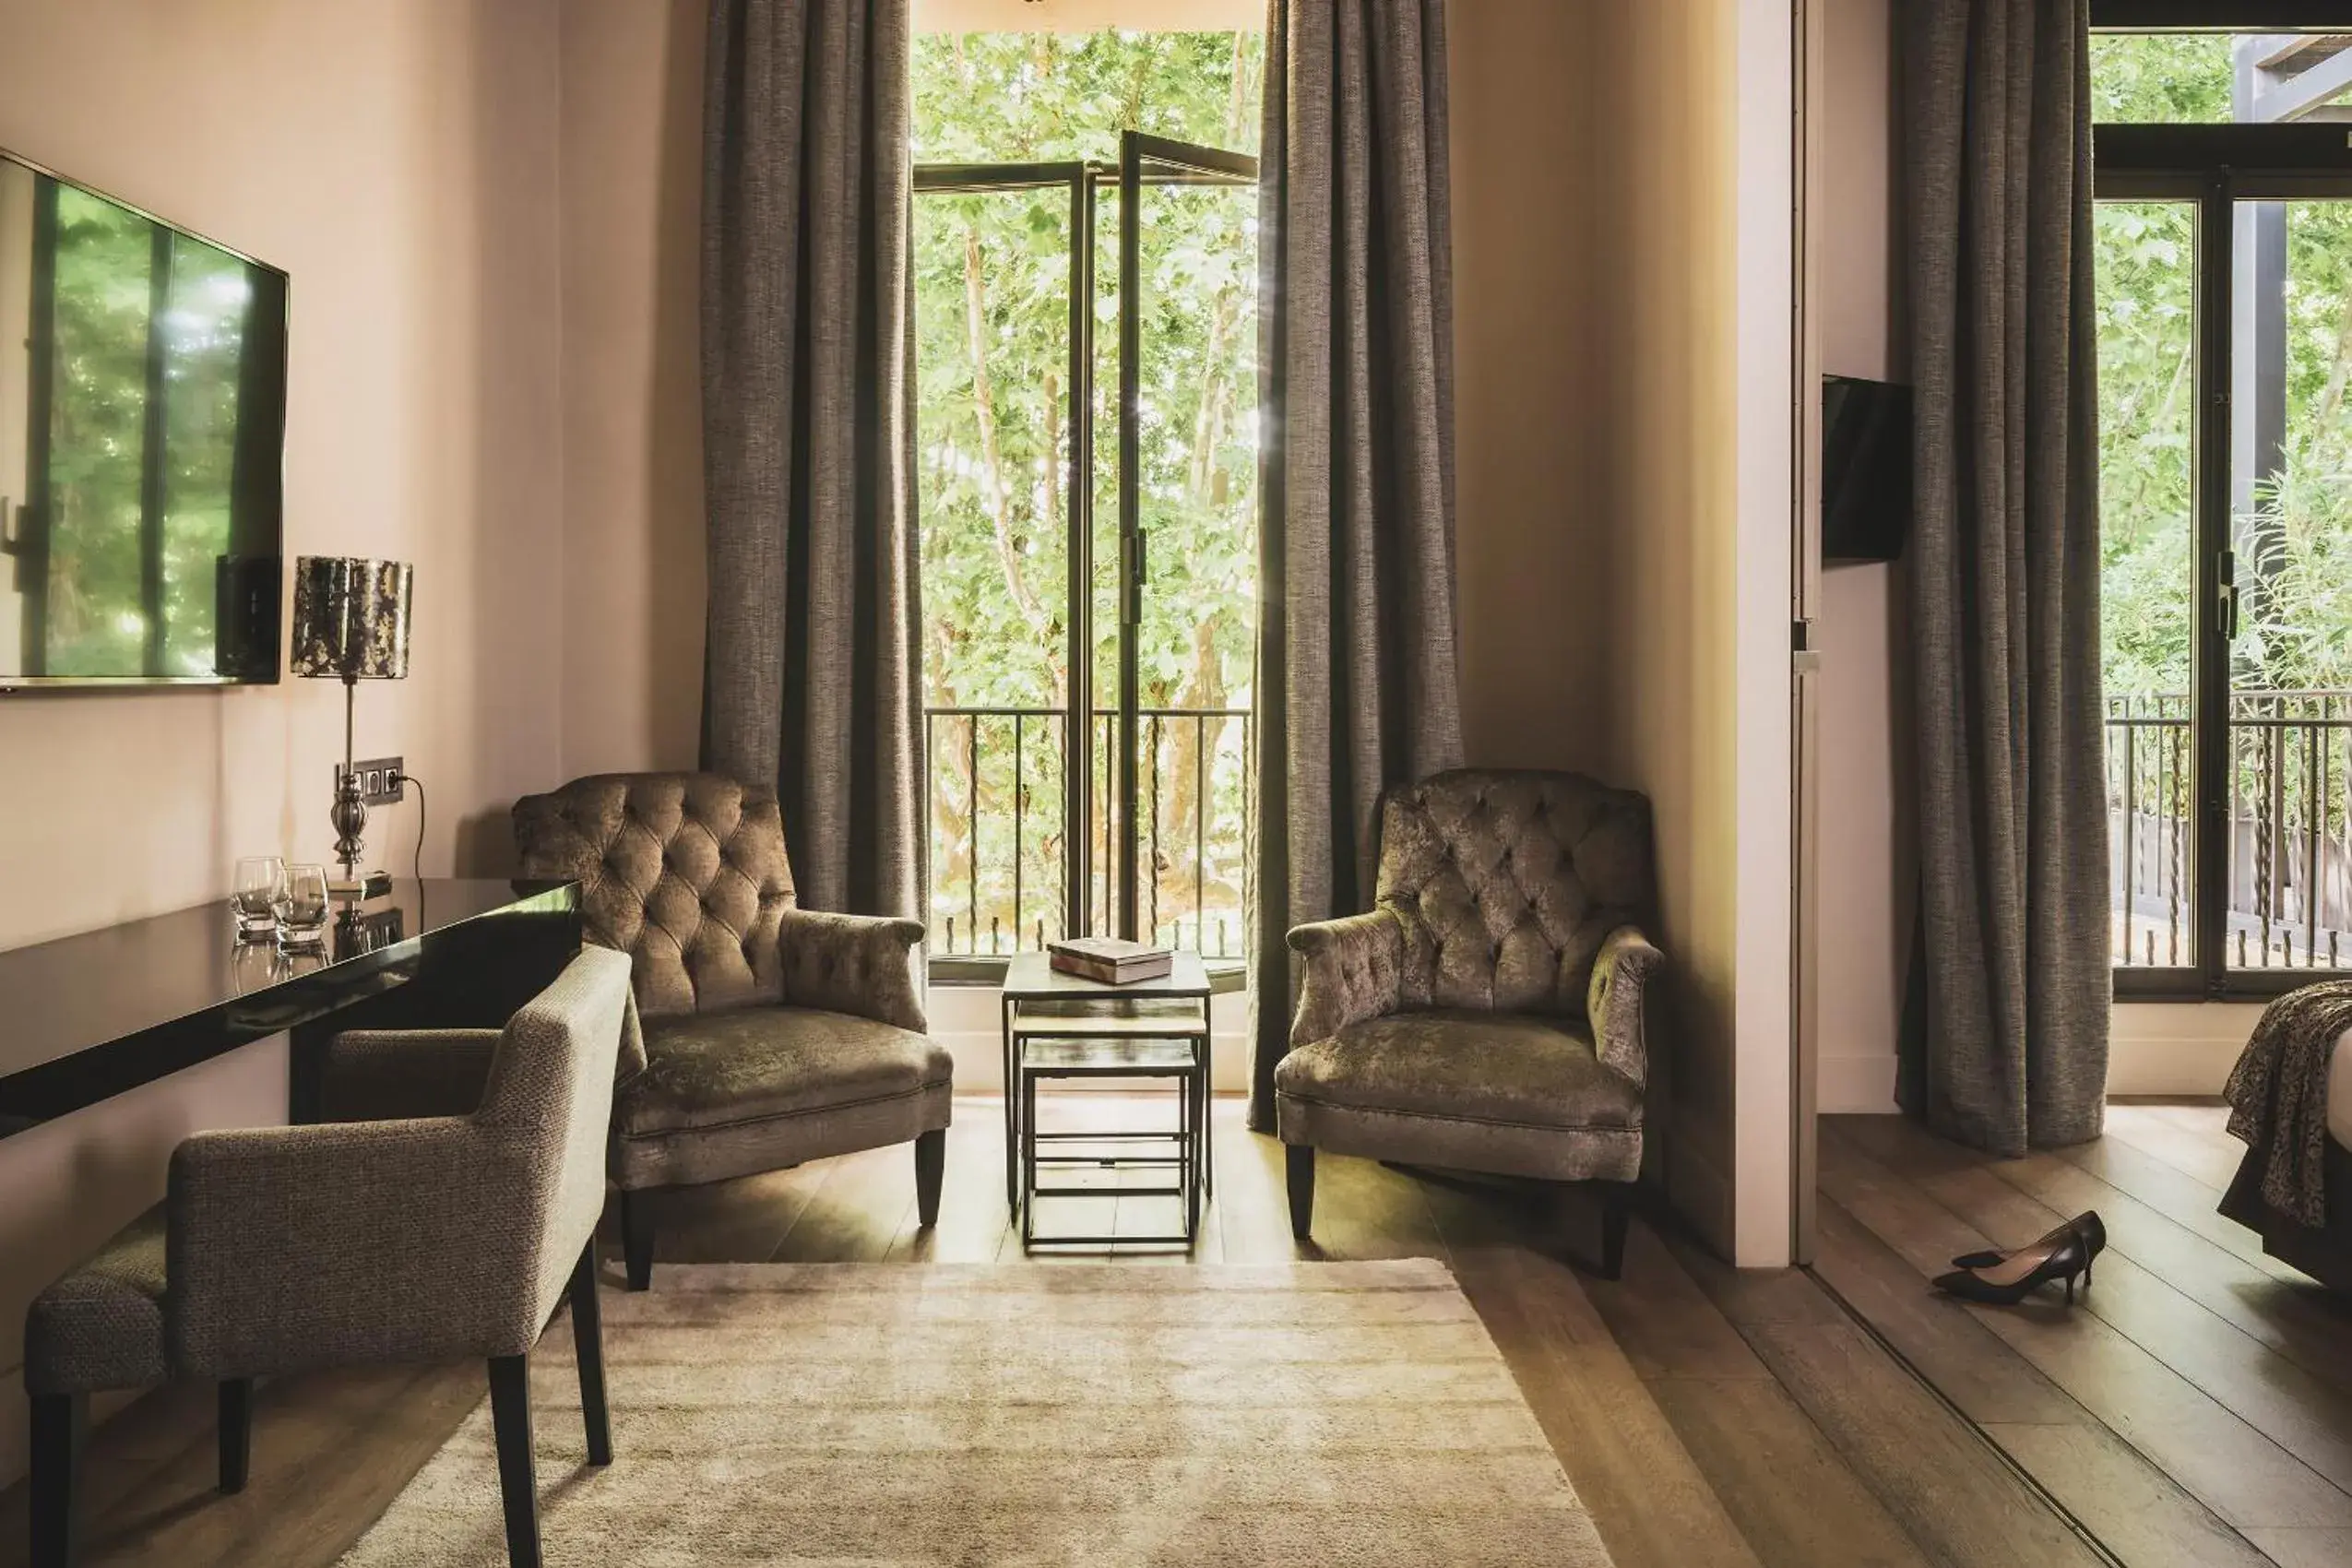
[30, 1391, 86, 1568]
[218, 1378, 252, 1494]
[1286, 1144, 1315, 1241]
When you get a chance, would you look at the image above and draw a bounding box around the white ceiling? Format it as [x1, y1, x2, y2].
[912, 0, 1263, 33]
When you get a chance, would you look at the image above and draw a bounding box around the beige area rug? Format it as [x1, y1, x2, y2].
[339, 1259, 1615, 1566]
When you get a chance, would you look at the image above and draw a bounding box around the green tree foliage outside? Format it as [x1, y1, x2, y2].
[911, 30, 1264, 954]
[2091, 35, 2352, 698]
[2092, 35, 2352, 962]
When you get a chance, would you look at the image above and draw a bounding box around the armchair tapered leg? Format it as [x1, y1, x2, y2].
[1285, 1144, 1315, 1241]
[30, 1391, 85, 1568]
[218, 1378, 253, 1494]
[619, 1188, 654, 1292]
[914, 1128, 945, 1228]
[569, 1241, 612, 1467]
[1598, 1182, 1633, 1281]
[487, 1354, 541, 1568]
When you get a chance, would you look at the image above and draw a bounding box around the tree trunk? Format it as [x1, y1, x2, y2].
[962, 223, 1043, 626]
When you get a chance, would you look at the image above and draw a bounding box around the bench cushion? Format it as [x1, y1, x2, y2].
[24, 1204, 168, 1396]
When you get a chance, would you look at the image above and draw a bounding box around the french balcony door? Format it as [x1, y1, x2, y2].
[916, 134, 1258, 977]
[2099, 121, 2352, 998]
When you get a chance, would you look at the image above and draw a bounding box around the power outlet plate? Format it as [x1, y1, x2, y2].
[339, 755, 407, 806]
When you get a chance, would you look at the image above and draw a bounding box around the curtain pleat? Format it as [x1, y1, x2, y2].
[1903, 0, 2108, 1153]
[1248, 0, 1465, 1131]
[700, 0, 922, 918]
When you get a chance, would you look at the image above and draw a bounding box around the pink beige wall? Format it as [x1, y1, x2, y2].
[0, 0, 564, 1484]
[557, 0, 708, 778]
[1814, 0, 1912, 1114]
[1450, 0, 1612, 777]
[1452, 0, 1788, 1258]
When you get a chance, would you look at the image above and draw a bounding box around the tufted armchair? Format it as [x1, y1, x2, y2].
[513, 773, 951, 1289]
[1276, 769, 1664, 1278]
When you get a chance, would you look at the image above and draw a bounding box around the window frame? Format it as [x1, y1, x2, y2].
[2097, 63, 2352, 999]
[914, 142, 1257, 990]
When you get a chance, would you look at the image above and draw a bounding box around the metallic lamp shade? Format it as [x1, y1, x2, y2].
[291, 557, 412, 680]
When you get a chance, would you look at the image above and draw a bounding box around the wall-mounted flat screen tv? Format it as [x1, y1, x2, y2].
[1822, 374, 1910, 565]
[0, 149, 287, 689]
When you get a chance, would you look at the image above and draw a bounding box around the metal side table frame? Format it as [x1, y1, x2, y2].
[997, 951, 1213, 1246]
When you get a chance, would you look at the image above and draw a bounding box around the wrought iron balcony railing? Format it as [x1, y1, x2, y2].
[923, 705, 1253, 961]
[2108, 690, 2352, 970]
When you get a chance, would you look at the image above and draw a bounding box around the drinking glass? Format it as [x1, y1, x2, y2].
[232, 856, 287, 942]
[229, 940, 286, 994]
[276, 863, 332, 949]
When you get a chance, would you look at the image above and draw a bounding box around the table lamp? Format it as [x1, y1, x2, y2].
[291, 556, 412, 899]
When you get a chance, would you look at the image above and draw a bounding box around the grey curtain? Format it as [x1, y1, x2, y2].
[1248, 0, 1465, 1131]
[1902, 0, 2107, 1154]
[700, 0, 922, 917]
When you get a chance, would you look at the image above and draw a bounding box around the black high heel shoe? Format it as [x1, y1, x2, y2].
[1933, 1229, 2095, 1305]
[1951, 1210, 2106, 1273]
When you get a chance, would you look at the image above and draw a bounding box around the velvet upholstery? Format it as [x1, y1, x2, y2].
[1373, 770, 1654, 1021]
[613, 1009, 952, 1189]
[514, 773, 791, 1020]
[1277, 769, 1660, 1197]
[25, 950, 636, 1396]
[513, 771, 952, 1204]
[776, 908, 927, 1032]
[1279, 1012, 1644, 1183]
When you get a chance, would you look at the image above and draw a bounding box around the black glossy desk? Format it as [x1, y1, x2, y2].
[0, 878, 581, 1136]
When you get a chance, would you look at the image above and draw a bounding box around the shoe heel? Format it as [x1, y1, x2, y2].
[2064, 1272, 2074, 1305]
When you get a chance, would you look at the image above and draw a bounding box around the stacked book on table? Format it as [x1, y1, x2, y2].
[1047, 936, 1174, 984]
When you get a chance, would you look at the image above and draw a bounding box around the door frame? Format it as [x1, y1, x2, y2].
[915, 138, 1259, 974]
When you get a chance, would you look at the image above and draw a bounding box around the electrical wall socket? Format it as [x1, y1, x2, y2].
[339, 756, 407, 806]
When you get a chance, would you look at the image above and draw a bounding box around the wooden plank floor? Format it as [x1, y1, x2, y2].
[0, 1099, 2092, 1568]
[1820, 1100, 2352, 1568]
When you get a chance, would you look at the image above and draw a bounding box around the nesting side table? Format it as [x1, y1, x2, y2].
[998, 951, 1213, 1247]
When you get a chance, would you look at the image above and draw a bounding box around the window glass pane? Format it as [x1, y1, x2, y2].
[1129, 166, 1256, 959]
[915, 185, 1074, 956]
[2098, 198, 2199, 968]
[2226, 196, 2352, 971]
[911, 29, 1265, 958]
[2093, 32, 2352, 124]
[911, 31, 1264, 161]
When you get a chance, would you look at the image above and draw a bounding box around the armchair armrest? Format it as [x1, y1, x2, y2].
[316, 1028, 502, 1122]
[1286, 908, 1407, 1048]
[165, 1119, 538, 1377]
[1587, 924, 1663, 1086]
[777, 908, 927, 1031]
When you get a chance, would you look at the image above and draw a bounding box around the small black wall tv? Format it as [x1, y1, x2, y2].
[1822, 374, 1910, 565]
